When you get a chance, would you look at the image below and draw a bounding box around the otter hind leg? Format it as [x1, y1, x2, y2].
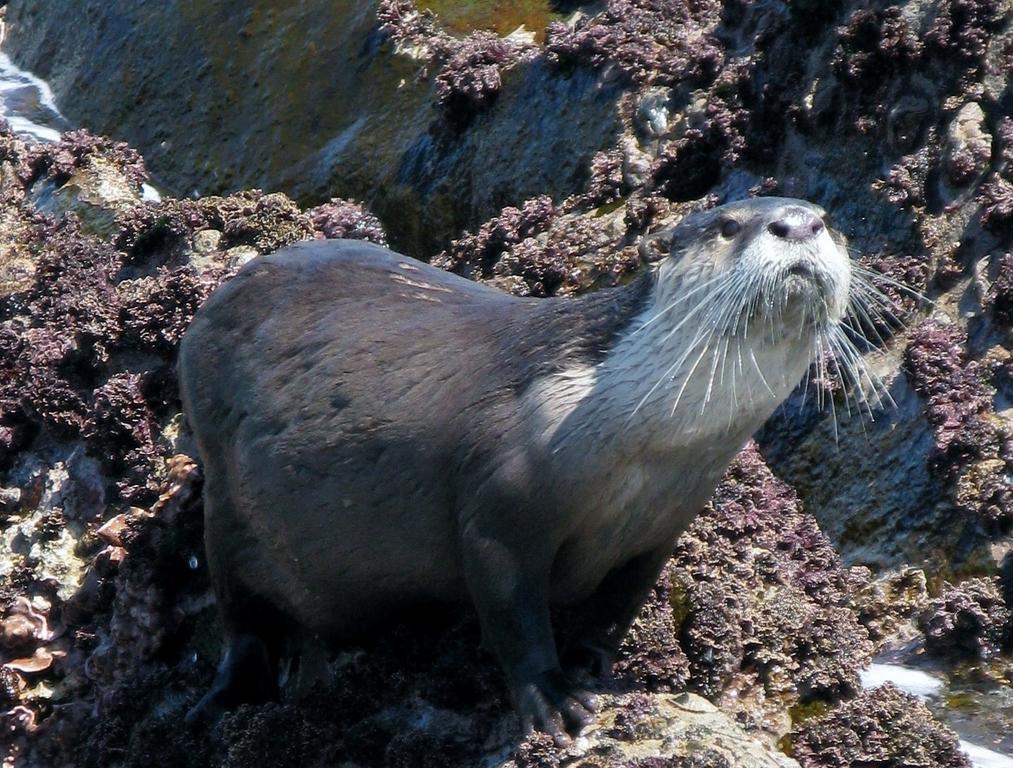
[188, 472, 282, 724]
[186, 632, 279, 725]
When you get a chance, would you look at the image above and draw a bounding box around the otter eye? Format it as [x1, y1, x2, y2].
[719, 218, 740, 238]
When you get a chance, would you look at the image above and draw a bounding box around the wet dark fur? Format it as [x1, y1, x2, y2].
[179, 240, 658, 732]
[179, 199, 843, 739]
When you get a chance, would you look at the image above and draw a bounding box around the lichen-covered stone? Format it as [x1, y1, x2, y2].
[613, 563, 691, 693]
[850, 566, 929, 645]
[905, 320, 1013, 530]
[790, 683, 972, 768]
[305, 198, 388, 245]
[944, 102, 992, 186]
[918, 577, 1011, 658]
[672, 445, 873, 707]
[832, 7, 922, 88]
[22, 129, 148, 189]
[82, 374, 161, 503]
[4, 0, 1013, 763]
[985, 252, 1013, 325]
[924, 0, 1008, 66]
[545, 0, 724, 88]
[435, 31, 537, 124]
[433, 196, 558, 281]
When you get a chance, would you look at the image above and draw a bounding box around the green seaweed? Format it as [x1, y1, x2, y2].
[594, 197, 627, 217]
[417, 0, 566, 41]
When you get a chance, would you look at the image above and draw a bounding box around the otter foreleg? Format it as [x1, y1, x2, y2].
[460, 510, 597, 744]
[559, 545, 674, 680]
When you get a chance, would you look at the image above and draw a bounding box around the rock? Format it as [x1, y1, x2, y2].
[0, 596, 53, 654]
[851, 566, 929, 646]
[944, 102, 992, 186]
[191, 228, 222, 254]
[95, 514, 129, 548]
[506, 692, 799, 768]
[918, 577, 1011, 659]
[3, 0, 1013, 765]
[790, 683, 971, 768]
[5, 647, 56, 674]
[4, 1, 623, 257]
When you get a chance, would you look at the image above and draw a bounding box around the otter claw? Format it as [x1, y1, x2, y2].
[515, 669, 598, 742]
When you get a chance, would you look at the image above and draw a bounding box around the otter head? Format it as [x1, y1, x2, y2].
[621, 197, 857, 435]
[659, 197, 851, 338]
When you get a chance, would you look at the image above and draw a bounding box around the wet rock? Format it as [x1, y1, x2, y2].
[5, 1, 622, 257]
[831, 7, 922, 89]
[612, 564, 691, 693]
[433, 196, 558, 282]
[905, 319, 1013, 532]
[306, 198, 388, 245]
[791, 683, 971, 768]
[924, 0, 1008, 67]
[545, 0, 724, 87]
[944, 102, 992, 186]
[507, 692, 798, 768]
[0, 596, 54, 656]
[851, 566, 929, 645]
[434, 31, 538, 126]
[3, 0, 1013, 764]
[672, 445, 873, 715]
[918, 577, 1011, 658]
[984, 252, 1013, 325]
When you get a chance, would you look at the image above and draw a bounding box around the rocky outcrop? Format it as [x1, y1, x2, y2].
[0, 124, 977, 768]
[3, 1, 624, 257]
[2, 0, 1013, 765]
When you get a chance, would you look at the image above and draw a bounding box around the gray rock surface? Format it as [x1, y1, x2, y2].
[3, 1, 623, 256]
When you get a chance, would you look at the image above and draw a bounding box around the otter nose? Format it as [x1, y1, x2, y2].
[767, 209, 825, 241]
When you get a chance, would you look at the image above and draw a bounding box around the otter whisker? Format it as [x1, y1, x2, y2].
[703, 336, 724, 414]
[727, 338, 741, 430]
[814, 332, 839, 442]
[849, 276, 908, 327]
[830, 324, 896, 412]
[671, 329, 720, 418]
[658, 273, 742, 346]
[823, 330, 862, 423]
[815, 283, 859, 424]
[798, 353, 813, 416]
[632, 271, 728, 334]
[850, 264, 936, 307]
[688, 282, 743, 415]
[666, 280, 744, 419]
[707, 272, 751, 409]
[627, 273, 741, 421]
[749, 348, 777, 399]
[844, 297, 893, 352]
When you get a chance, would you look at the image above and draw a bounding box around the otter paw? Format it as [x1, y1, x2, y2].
[514, 669, 598, 744]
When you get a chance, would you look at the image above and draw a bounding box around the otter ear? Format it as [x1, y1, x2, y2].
[637, 228, 676, 264]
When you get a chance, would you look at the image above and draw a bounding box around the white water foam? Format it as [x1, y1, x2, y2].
[0, 48, 166, 201]
[862, 663, 1013, 768]
[0, 51, 66, 142]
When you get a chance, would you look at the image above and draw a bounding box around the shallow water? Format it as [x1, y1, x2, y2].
[862, 663, 1013, 768]
[0, 51, 68, 142]
[0, 50, 161, 201]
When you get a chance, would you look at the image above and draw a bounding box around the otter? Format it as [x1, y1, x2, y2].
[178, 197, 854, 740]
